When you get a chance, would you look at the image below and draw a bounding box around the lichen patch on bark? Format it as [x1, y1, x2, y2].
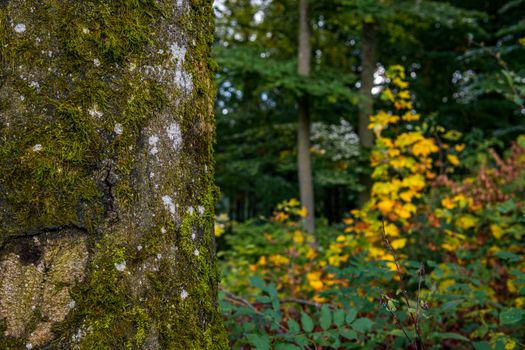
[0, 230, 88, 346]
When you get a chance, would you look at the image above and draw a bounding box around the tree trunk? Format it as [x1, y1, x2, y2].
[0, 1, 228, 349]
[297, 0, 315, 233]
[358, 22, 377, 207]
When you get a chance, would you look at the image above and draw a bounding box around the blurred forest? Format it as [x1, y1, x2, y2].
[212, 0, 525, 349]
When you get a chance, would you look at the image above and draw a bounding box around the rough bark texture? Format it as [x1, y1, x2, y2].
[0, 1, 228, 349]
[297, 0, 315, 233]
[358, 22, 376, 207]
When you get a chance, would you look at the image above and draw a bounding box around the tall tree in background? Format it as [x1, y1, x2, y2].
[297, 0, 315, 233]
[0, 1, 227, 348]
[357, 20, 376, 205]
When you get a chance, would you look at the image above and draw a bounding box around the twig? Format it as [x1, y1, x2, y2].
[221, 288, 289, 333]
[380, 217, 425, 350]
[281, 297, 340, 310]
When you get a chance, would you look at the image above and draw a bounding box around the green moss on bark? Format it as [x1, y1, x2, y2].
[1, 0, 227, 348]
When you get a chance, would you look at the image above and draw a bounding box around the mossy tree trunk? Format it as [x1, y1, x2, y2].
[0, 1, 228, 349]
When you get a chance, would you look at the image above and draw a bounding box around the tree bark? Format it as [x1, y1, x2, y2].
[0, 1, 228, 349]
[358, 22, 377, 207]
[297, 0, 315, 233]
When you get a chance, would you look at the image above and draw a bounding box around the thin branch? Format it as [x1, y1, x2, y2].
[380, 217, 425, 350]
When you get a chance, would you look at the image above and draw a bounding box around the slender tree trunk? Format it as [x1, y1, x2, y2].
[297, 0, 315, 233]
[358, 22, 377, 207]
[0, 1, 228, 349]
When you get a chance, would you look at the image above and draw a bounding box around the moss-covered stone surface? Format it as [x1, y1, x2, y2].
[0, 0, 227, 348]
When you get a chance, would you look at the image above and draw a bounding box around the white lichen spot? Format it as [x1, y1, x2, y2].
[197, 206, 205, 215]
[170, 43, 186, 64]
[32, 144, 42, 152]
[114, 123, 123, 135]
[156, 254, 162, 260]
[174, 70, 193, 93]
[129, 62, 137, 71]
[68, 300, 76, 309]
[180, 289, 188, 300]
[166, 122, 182, 149]
[168, 42, 193, 92]
[161, 226, 166, 234]
[82, 27, 90, 34]
[148, 135, 159, 155]
[88, 105, 103, 118]
[137, 245, 143, 251]
[193, 249, 199, 257]
[25, 343, 32, 350]
[20, 95, 25, 101]
[187, 206, 194, 215]
[114, 261, 126, 272]
[162, 195, 176, 215]
[93, 58, 100, 67]
[14, 23, 26, 33]
[191, 233, 196, 240]
[29, 81, 40, 90]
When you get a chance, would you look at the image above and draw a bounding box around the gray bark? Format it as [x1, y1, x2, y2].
[358, 22, 377, 207]
[297, 0, 315, 233]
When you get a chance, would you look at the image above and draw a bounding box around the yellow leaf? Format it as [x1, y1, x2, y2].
[507, 279, 517, 293]
[490, 224, 504, 239]
[385, 223, 400, 237]
[383, 88, 395, 102]
[288, 198, 300, 207]
[398, 90, 410, 100]
[307, 272, 324, 291]
[454, 144, 465, 152]
[455, 215, 477, 230]
[399, 191, 416, 202]
[402, 174, 426, 191]
[441, 197, 455, 210]
[412, 138, 439, 157]
[393, 77, 409, 89]
[391, 238, 407, 249]
[402, 112, 420, 121]
[378, 199, 396, 214]
[343, 217, 354, 225]
[297, 207, 307, 217]
[447, 154, 460, 166]
[293, 230, 304, 244]
[395, 132, 424, 148]
[441, 243, 456, 251]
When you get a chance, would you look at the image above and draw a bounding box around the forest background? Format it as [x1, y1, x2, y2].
[212, 0, 525, 349]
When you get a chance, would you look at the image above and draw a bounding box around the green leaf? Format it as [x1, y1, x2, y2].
[496, 200, 516, 214]
[500, 308, 525, 325]
[246, 334, 270, 350]
[301, 312, 314, 333]
[288, 319, 300, 334]
[431, 332, 469, 341]
[351, 318, 374, 333]
[472, 341, 493, 350]
[340, 329, 357, 340]
[437, 299, 464, 313]
[345, 308, 358, 325]
[517, 134, 525, 148]
[333, 309, 345, 327]
[494, 251, 521, 263]
[275, 343, 301, 350]
[250, 276, 267, 290]
[320, 305, 332, 331]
